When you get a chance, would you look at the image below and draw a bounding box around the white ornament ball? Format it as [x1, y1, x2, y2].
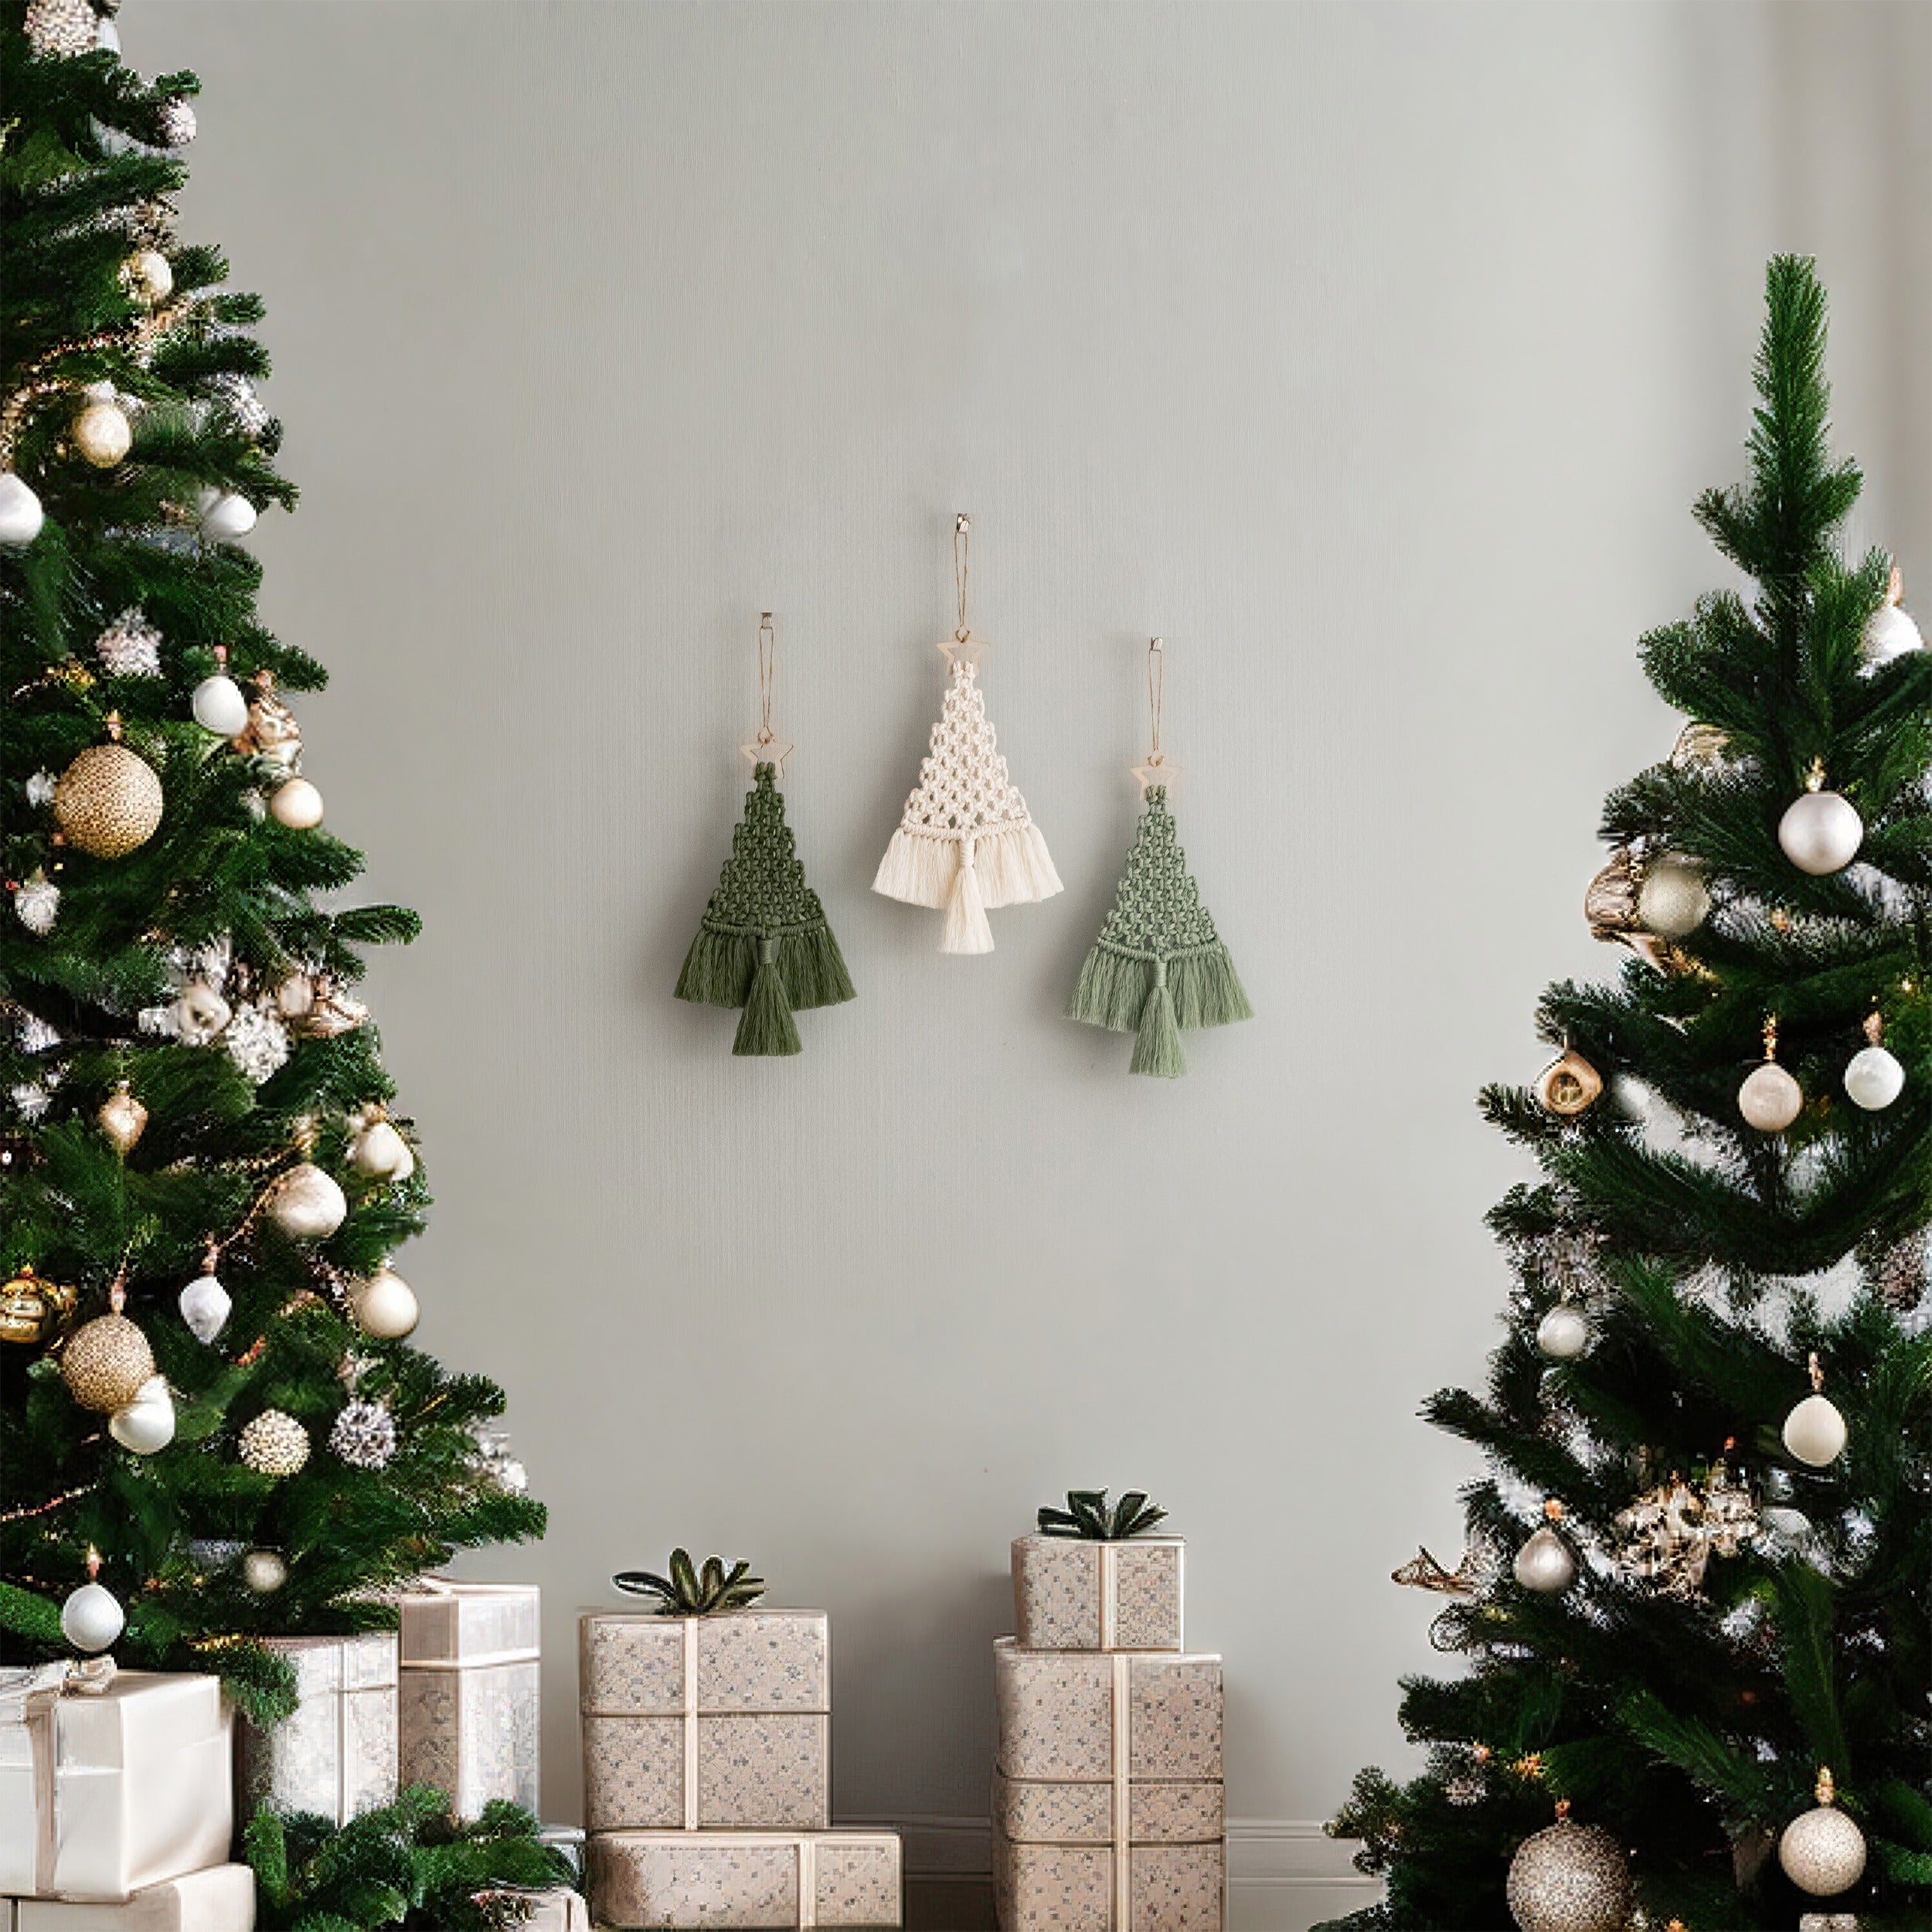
[349, 1267, 419, 1340]
[1740, 1061, 1804, 1133]
[240, 1548, 288, 1594]
[268, 777, 324, 829]
[267, 1162, 348, 1240]
[1779, 790, 1863, 876]
[191, 674, 250, 736]
[1780, 1802, 1868, 1897]
[60, 1580, 124, 1654]
[1513, 1525, 1577, 1594]
[1783, 1393, 1849, 1468]
[1505, 1817, 1631, 1932]
[73, 400, 132, 468]
[1536, 1306, 1591, 1360]
[1843, 1043, 1904, 1112]
[0, 472, 46, 547]
[351, 1118, 414, 1182]
[108, 1376, 175, 1454]
[125, 248, 172, 303]
[172, 981, 231, 1046]
[238, 1407, 309, 1477]
[197, 488, 257, 541]
[178, 1270, 231, 1343]
[15, 873, 60, 936]
[1637, 853, 1710, 938]
[1863, 600, 1923, 667]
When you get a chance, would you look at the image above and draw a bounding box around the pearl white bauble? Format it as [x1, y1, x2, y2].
[1637, 853, 1710, 939]
[1780, 1803, 1867, 1897]
[1843, 1043, 1904, 1112]
[108, 1376, 175, 1454]
[1513, 1525, 1577, 1594]
[1536, 1306, 1591, 1360]
[351, 1118, 414, 1182]
[1505, 1818, 1631, 1932]
[268, 1162, 348, 1240]
[0, 473, 45, 547]
[60, 1579, 124, 1653]
[1783, 1393, 1848, 1468]
[1740, 1061, 1804, 1132]
[73, 400, 132, 468]
[178, 1270, 231, 1343]
[172, 981, 231, 1046]
[241, 1548, 288, 1594]
[268, 777, 324, 829]
[1779, 790, 1863, 876]
[197, 488, 257, 541]
[191, 674, 250, 736]
[350, 1267, 419, 1340]
[238, 1407, 309, 1477]
[1863, 601, 1923, 667]
[124, 247, 172, 303]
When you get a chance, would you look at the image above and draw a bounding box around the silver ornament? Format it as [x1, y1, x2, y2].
[178, 1269, 231, 1343]
[224, 1002, 291, 1085]
[196, 487, 255, 539]
[1843, 1043, 1903, 1112]
[1505, 1814, 1632, 1932]
[1779, 784, 1863, 876]
[1863, 597, 1922, 668]
[96, 608, 162, 678]
[350, 1115, 414, 1182]
[328, 1398, 398, 1470]
[1780, 1772, 1867, 1897]
[207, 373, 269, 438]
[1635, 852, 1709, 939]
[238, 1407, 309, 1477]
[1513, 1522, 1577, 1594]
[1536, 1305, 1590, 1360]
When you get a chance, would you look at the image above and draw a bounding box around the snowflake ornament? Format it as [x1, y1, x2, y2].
[224, 1002, 291, 1084]
[95, 608, 163, 678]
[329, 1399, 398, 1470]
[14, 875, 60, 937]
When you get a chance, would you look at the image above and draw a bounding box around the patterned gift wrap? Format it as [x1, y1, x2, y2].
[587, 1830, 900, 1930]
[0, 1668, 233, 1902]
[233, 1632, 398, 1826]
[1010, 1536, 1185, 1652]
[8, 1862, 255, 1930]
[579, 1611, 830, 1832]
[992, 1641, 1223, 1932]
[397, 1581, 541, 1817]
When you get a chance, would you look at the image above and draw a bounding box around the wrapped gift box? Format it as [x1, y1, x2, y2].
[992, 1641, 1223, 1932]
[579, 1611, 830, 1831]
[491, 1889, 588, 1931]
[233, 1632, 397, 1826]
[587, 1830, 900, 1929]
[0, 1667, 232, 1903]
[1011, 1536, 1185, 1652]
[397, 1580, 541, 1817]
[9, 1862, 255, 1930]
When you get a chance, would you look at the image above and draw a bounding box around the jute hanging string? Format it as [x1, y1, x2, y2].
[1067, 638, 1253, 1077]
[872, 515, 1062, 953]
[675, 614, 855, 1055]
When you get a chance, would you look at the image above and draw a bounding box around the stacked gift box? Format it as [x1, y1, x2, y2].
[994, 1523, 1226, 1932]
[580, 1599, 902, 1928]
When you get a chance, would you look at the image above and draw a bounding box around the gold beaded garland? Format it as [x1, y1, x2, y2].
[53, 743, 164, 858]
[60, 1312, 156, 1412]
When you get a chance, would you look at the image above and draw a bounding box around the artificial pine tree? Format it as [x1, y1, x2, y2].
[0, 5, 543, 1726]
[1323, 259, 1932, 1929]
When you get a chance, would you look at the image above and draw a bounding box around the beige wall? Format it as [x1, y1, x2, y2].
[150, 3, 1928, 1923]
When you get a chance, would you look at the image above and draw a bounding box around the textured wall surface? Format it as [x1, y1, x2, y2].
[148, 3, 1928, 1923]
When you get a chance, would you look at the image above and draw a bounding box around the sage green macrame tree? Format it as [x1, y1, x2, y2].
[1068, 786, 1251, 1077]
[675, 765, 854, 1057]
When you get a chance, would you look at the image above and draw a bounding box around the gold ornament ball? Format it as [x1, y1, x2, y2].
[1506, 1818, 1633, 1932]
[53, 744, 164, 859]
[0, 1269, 77, 1346]
[1780, 1802, 1867, 1898]
[97, 1082, 148, 1155]
[60, 1312, 157, 1413]
[124, 248, 173, 303]
[238, 1408, 310, 1478]
[73, 400, 133, 468]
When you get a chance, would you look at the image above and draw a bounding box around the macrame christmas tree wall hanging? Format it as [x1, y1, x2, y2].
[675, 614, 855, 1055]
[1069, 638, 1252, 1077]
[872, 515, 1062, 952]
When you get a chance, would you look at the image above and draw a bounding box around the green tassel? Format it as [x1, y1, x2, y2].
[733, 938, 801, 1056]
[1129, 957, 1185, 1078]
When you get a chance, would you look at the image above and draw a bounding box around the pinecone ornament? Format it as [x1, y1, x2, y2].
[24, 0, 99, 58]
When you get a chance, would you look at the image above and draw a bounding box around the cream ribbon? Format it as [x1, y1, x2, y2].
[1111, 1655, 1131, 1931]
[17, 1657, 116, 1893]
[682, 1617, 700, 1832]
[795, 1835, 818, 1930]
[1098, 1545, 1119, 1650]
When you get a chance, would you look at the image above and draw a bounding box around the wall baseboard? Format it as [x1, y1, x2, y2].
[841, 1815, 1382, 1932]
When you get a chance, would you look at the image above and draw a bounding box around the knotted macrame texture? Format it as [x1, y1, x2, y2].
[1068, 787, 1252, 1077]
[675, 764, 855, 1056]
[872, 660, 1062, 952]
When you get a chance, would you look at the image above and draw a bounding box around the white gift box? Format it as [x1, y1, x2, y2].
[587, 1830, 900, 1930]
[233, 1632, 397, 1826]
[0, 1668, 232, 1903]
[8, 1862, 254, 1930]
[397, 1580, 541, 1818]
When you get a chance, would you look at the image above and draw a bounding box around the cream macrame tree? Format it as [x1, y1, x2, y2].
[872, 517, 1061, 953]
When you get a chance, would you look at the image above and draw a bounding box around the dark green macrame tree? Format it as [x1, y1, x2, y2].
[675, 764, 855, 1057]
[0, 5, 542, 1723]
[1321, 260, 1932, 1929]
[1068, 786, 1250, 1077]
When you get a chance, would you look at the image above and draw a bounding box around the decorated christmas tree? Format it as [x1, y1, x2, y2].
[1323, 259, 1932, 1929]
[0, 5, 543, 1721]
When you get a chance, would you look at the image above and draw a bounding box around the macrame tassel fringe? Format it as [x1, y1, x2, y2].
[941, 840, 995, 954]
[1068, 940, 1253, 1076]
[733, 938, 802, 1056]
[873, 824, 1063, 912]
[1131, 960, 1185, 1079]
[675, 925, 855, 1015]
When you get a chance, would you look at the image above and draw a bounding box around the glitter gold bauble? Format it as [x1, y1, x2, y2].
[53, 743, 164, 858]
[1506, 1815, 1632, 1932]
[60, 1312, 156, 1412]
[73, 400, 133, 468]
[0, 1268, 77, 1345]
